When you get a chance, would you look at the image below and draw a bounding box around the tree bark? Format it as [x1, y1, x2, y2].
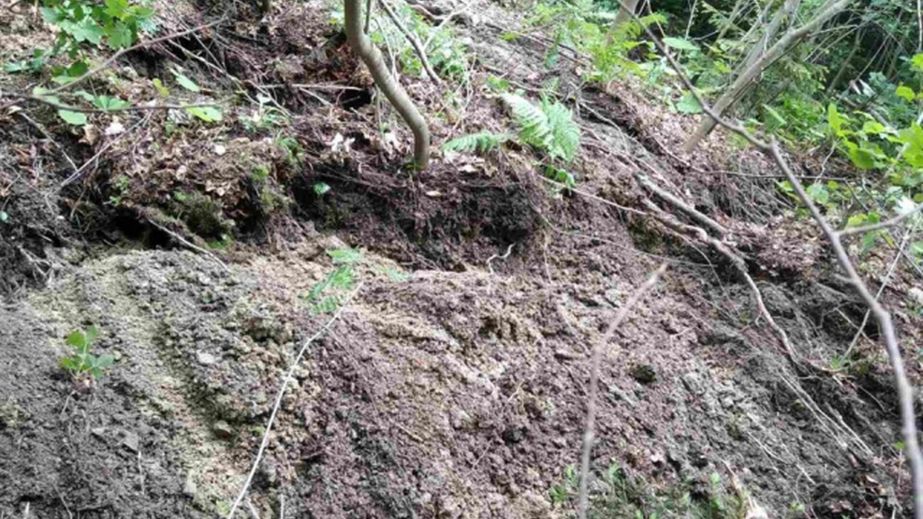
[683, 0, 849, 152]
[344, 0, 430, 169]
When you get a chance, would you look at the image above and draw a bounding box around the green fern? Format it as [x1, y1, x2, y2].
[541, 99, 581, 161]
[442, 131, 510, 154]
[501, 94, 580, 162]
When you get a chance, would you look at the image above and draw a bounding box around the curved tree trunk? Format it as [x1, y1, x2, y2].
[344, 0, 430, 169]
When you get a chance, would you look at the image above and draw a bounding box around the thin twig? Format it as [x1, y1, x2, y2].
[376, 0, 442, 84]
[578, 264, 667, 519]
[635, 173, 728, 236]
[47, 18, 226, 95]
[226, 286, 363, 519]
[838, 204, 923, 237]
[144, 217, 230, 273]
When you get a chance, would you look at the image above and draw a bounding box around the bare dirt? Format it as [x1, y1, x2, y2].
[1, 0, 920, 518]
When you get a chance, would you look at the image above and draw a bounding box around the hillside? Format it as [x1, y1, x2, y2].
[1, 0, 921, 517]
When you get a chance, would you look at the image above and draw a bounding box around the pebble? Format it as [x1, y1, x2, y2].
[196, 351, 219, 365]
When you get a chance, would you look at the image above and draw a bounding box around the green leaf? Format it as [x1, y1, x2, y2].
[541, 99, 581, 162]
[60, 357, 80, 372]
[85, 325, 99, 344]
[94, 354, 115, 370]
[66, 330, 87, 349]
[896, 85, 916, 103]
[861, 121, 887, 136]
[843, 141, 876, 170]
[3, 61, 29, 73]
[899, 124, 923, 168]
[185, 106, 222, 123]
[805, 183, 829, 205]
[327, 247, 361, 265]
[662, 36, 699, 51]
[172, 69, 201, 92]
[313, 182, 331, 196]
[0, 211, 9, 223]
[104, 0, 130, 18]
[912, 53, 923, 73]
[105, 21, 133, 49]
[63, 17, 104, 45]
[57, 110, 88, 126]
[442, 132, 509, 154]
[152, 78, 169, 97]
[827, 103, 848, 137]
[676, 92, 703, 114]
[762, 104, 786, 126]
[92, 95, 130, 111]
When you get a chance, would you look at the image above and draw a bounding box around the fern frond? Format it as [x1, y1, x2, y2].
[541, 99, 581, 162]
[501, 93, 554, 151]
[442, 131, 510, 154]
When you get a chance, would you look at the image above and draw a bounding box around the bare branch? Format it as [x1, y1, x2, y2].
[377, 0, 442, 84]
[578, 264, 667, 519]
[226, 286, 363, 518]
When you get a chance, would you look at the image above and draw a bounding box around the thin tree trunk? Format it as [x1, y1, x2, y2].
[683, 0, 850, 152]
[344, 0, 430, 169]
[614, 0, 641, 29]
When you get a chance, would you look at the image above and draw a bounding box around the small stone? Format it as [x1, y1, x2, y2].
[553, 349, 578, 360]
[449, 409, 472, 429]
[183, 475, 197, 497]
[212, 420, 233, 439]
[121, 431, 140, 452]
[196, 351, 219, 365]
[629, 364, 657, 384]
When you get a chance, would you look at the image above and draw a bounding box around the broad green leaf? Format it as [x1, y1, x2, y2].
[104, 0, 130, 18]
[94, 354, 115, 369]
[66, 330, 87, 349]
[58, 110, 88, 126]
[676, 92, 703, 114]
[85, 325, 99, 344]
[900, 125, 923, 168]
[3, 61, 28, 73]
[63, 18, 104, 45]
[805, 183, 829, 205]
[105, 21, 133, 49]
[662, 36, 699, 51]
[827, 103, 847, 137]
[185, 106, 222, 122]
[912, 53, 923, 73]
[896, 85, 916, 103]
[60, 357, 80, 371]
[313, 182, 331, 196]
[172, 69, 201, 92]
[41, 7, 64, 24]
[844, 141, 876, 170]
[92, 95, 130, 111]
[861, 121, 887, 136]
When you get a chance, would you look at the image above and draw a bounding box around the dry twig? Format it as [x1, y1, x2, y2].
[578, 264, 667, 519]
[226, 286, 362, 518]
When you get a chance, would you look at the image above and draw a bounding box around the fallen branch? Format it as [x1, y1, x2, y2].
[226, 286, 362, 518]
[635, 172, 728, 236]
[578, 264, 667, 519]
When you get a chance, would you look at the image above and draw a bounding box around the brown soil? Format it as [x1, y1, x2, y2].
[1, 0, 920, 518]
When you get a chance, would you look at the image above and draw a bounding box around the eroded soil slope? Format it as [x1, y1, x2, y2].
[1, 0, 920, 517]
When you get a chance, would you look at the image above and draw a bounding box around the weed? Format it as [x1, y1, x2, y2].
[304, 248, 363, 314]
[59, 325, 114, 382]
[550, 462, 749, 519]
